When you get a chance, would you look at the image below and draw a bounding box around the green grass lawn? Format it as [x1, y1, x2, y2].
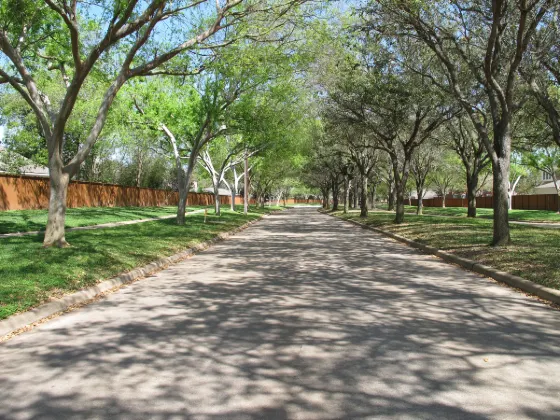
[0, 205, 207, 234]
[333, 211, 560, 290]
[403, 205, 560, 223]
[0, 207, 278, 320]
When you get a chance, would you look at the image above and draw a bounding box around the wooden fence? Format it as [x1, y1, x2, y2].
[0, 174, 246, 211]
[410, 194, 559, 211]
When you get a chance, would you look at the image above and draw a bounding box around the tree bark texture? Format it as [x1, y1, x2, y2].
[343, 177, 350, 214]
[43, 163, 70, 247]
[332, 179, 339, 211]
[416, 187, 423, 215]
[395, 185, 405, 224]
[466, 174, 478, 218]
[492, 156, 511, 246]
[360, 175, 368, 218]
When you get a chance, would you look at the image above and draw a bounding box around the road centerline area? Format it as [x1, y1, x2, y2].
[1, 208, 559, 419]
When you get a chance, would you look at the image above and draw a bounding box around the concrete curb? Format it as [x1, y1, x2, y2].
[0, 214, 266, 339]
[321, 210, 560, 306]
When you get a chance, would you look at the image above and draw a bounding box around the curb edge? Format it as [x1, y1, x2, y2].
[0, 215, 266, 340]
[320, 210, 560, 306]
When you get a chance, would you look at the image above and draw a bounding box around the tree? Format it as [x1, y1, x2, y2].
[0, 0, 307, 246]
[199, 135, 248, 215]
[322, 45, 451, 222]
[410, 143, 436, 215]
[444, 115, 490, 217]
[345, 128, 380, 217]
[366, 0, 555, 244]
[430, 153, 463, 208]
[520, 9, 560, 148]
[128, 77, 224, 225]
[223, 161, 250, 211]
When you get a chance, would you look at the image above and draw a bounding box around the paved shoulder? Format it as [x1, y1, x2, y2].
[1, 208, 559, 419]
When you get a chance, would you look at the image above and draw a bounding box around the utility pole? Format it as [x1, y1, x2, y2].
[244, 153, 249, 215]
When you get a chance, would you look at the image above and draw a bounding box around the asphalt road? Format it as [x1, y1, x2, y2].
[1, 208, 560, 420]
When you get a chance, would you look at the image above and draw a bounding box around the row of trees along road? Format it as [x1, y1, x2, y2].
[2, 1, 560, 248]
[0, 0, 317, 246]
[303, 0, 560, 246]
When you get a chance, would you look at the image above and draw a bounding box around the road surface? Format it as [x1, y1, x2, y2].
[1, 208, 560, 419]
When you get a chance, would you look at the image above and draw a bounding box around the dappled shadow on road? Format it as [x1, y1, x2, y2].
[1, 209, 560, 419]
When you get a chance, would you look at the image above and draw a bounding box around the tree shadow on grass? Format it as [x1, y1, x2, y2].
[0, 209, 559, 419]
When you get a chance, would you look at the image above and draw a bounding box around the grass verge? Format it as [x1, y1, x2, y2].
[331, 210, 560, 290]
[0, 207, 277, 320]
[403, 205, 560, 223]
[0, 205, 208, 234]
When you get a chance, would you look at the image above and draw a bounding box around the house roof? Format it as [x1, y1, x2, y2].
[0, 149, 49, 177]
[202, 187, 232, 196]
[535, 181, 560, 189]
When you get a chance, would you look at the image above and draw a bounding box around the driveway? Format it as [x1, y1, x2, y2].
[1, 208, 559, 419]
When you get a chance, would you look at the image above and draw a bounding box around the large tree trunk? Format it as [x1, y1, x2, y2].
[442, 193, 446, 208]
[417, 187, 423, 215]
[136, 149, 144, 187]
[387, 183, 395, 211]
[177, 161, 195, 225]
[177, 184, 188, 225]
[343, 177, 350, 214]
[43, 165, 70, 247]
[230, 187, 236, 211]
[214, 184, 221, 216]
[371, 184, 376, 209]
[360, 175, 368, 217]
[395, 181, 405, 223]
[321, 187, 329, 209]
[492, 156, 511, 246]
[332, 179, 339, 211]
[466, 173, 478, 218]
[244, 155, 249, 215]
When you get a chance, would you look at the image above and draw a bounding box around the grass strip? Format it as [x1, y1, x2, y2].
[0, 205, 207, 234]
[402, 205, 560, 223]
[0, 207, 277, 320]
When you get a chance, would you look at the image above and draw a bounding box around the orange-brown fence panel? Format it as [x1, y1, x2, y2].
[408, 194, 559, 211]
[0, 174, 256, 211]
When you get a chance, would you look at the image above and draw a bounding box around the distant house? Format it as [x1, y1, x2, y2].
[528, 171, 560, 195]
[202, 187, 232, 196]
[0, 149, 49, 177]
[410, 189, 438, 199]
[533, 180, 560, 195]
